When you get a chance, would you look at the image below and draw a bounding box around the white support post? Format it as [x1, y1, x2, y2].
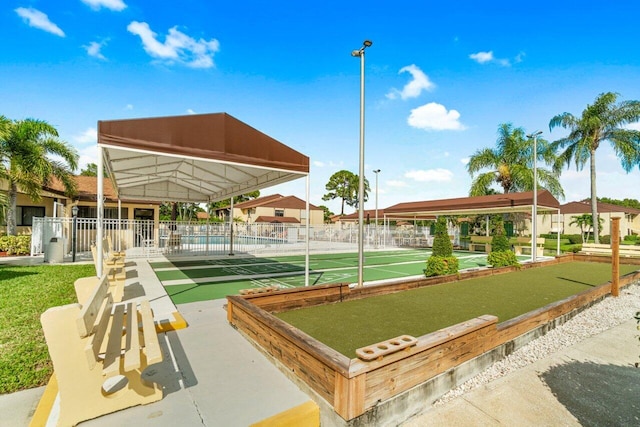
[305, 175, 310, 287]
[96, 147, 104, 277]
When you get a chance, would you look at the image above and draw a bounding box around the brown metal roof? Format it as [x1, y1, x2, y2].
[98, 113, 309, 203]
[560, 201, 640, 215]
[45, 176, 159, 204]
[385, 190, 560, 217]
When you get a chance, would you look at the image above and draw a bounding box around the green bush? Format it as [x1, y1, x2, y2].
[0, 234, 31, 255]
[623, 235, 638, 242]
[425, 256, 459, 277]
[491, 218, 510, 252]
[432, 217, 453, 256]
[600, 235, 611, 244]
[487, 250, 520, 268]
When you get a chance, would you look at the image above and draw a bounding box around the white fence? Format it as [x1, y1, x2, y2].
[31, 217, 449, 261]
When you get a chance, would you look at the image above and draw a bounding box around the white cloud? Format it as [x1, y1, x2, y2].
[386, 64, 435, 100]
[186, 109, 197, 115]
[469, 50, 521, 67]
[469, 51, 494, 64]
[15, 7, 65, 37]
[386, 180, 408, 188]
[74, 128, 97, 144]
[313, 161, 325, 167]
[125, 104, 133, 110]
[407, 102, 466, 131]
[460, 157, 470, 165]
[81, 0, 127, 11]
[405, 169, 454, 182]
[85, 41, 107, 60]
[127, 21, 220, 68]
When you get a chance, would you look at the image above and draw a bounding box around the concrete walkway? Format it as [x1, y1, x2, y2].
[2, 255, 640, 426]
[1, 255, 311, 427]
[402, 318, 640, 426]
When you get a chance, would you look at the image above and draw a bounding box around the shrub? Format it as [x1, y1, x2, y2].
[426, 217, 458, 276]
[0, 234, 31, 255]
[491, 218, 510, 252]
[425, 256, 459, 277]
[432, 217, 453, 257]
[566, 234, 583, 244]
[623, 235, 638, 242]
[487, 250, 520, 268]
[600, 235, 611, 244]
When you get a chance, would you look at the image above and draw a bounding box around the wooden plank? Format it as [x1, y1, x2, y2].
[103, 303, 125, 378]
[229, 299, 340, 403]
[139, 300, 162, 365]
[83, 295, 113, 370]
[334, 373, 365, 420]
[76, 275, 110, 337]
[123, 302, 141, 372]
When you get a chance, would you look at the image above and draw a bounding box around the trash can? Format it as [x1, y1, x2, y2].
[45, 237, 64, 263]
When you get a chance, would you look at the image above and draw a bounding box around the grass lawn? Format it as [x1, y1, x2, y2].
[0, 263, 95, 394]
[275, 262, 639, 358]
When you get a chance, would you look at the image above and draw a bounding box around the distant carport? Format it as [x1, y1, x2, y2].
[384, 190, 562, 256]
[95, 113, 311, 282]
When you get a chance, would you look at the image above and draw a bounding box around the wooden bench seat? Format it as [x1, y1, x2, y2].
[513, 237, 545, 256]
[91, 243, 126, 298]
[469, 236, 492, 252]
[40, 274, 163, 426]
[581, 243, 640, 257]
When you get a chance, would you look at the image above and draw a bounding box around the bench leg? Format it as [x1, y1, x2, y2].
[41, 305, 163, 426]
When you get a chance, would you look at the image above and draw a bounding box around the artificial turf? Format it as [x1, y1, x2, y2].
[275, 262, 638, 358]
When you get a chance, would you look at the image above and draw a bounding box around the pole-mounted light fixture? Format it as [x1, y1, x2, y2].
[353, 39, 372, 287]
[526, 130, 542, 262]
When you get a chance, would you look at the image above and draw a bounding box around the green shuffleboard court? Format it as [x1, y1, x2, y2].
[275, 261, 638, 357]
[150, 249, 529, 304]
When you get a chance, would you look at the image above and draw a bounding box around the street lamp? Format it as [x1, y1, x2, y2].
[373, 169, 381, 248]
[71, 205, 79, 262]
[352, 39, 372, 288]
[527, 130, 542, 262]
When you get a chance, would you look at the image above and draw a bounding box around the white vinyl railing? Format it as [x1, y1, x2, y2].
[31, 217, 446, 261]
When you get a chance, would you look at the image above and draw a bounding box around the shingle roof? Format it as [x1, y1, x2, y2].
[234, 194, 319, 210]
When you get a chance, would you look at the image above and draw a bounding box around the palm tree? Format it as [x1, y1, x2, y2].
[549, 92, 640, 243]
[0, 118, 78, 235]
[467, 123, 564, 198]
[569, 213, 603, 243]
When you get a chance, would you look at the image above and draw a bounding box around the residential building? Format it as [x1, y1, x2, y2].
[232, 194, 323, 225]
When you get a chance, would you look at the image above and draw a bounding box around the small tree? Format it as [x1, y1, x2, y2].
[425, 217, 458, 276]
[487, 217, 520, 268]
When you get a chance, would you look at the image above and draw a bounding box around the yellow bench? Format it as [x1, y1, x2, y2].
[581, 243, 640, 257]
[91, 243, 126, 299]
[513, 237, 546, 256]
[469, 236, 492, 252]
[40, 275, 163, 426]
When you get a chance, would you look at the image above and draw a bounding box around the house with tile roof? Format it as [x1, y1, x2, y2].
[232, 194, 324, 225]
[1, 175, 160, 235]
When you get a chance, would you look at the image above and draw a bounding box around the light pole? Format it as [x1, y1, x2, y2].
[373, 169, 380, 248]
[527, 130, 542, 262]
[352, 39, 372, 288]
[71, 205, 79, 262]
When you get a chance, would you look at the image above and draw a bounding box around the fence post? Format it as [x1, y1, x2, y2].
[611, 217, 620, 297]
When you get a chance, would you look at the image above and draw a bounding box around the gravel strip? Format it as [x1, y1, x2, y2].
[434, 282, 640, 406]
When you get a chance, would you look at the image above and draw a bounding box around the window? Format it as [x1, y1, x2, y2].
[78, 206, 128, 219]
[17, 206, 45, 226]
[275, 209, 285, 217]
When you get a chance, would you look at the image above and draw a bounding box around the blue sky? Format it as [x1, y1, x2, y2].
[3, 0, 640, 215]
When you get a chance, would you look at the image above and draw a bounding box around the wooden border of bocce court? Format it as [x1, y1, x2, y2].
[226, 254, 640, 423]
